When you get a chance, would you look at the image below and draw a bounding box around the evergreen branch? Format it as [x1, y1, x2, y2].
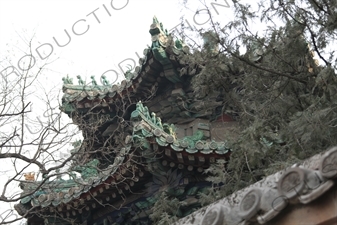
[310, 0, 327, 13]
[307, 26, 331, 66]
[229, 52, 308, 84]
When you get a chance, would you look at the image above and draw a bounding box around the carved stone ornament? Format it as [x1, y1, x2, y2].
[256, 188, 287, 224]
[319, 146, 337, 179]
[277, 167, 306, 201]
[201, 205, 229, 225]
[238, 188, 262, 220]
[173, 147, 337, 225]
[277, 166, 335, 205]
[238, 187, 287, 224]
[298, 179, 334, 204]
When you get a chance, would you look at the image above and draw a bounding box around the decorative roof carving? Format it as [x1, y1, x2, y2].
[174, 146, 337, 225]
[15, 145, 132, 214]
[131, 102, 230, 155]
[15, 101, 231, 220]
[16, 17, 235, 224]
[23, 172, 35, 181]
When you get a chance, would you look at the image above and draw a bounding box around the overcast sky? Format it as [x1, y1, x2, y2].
[0, 0, 233, 223]
[0, 0, 233, 85]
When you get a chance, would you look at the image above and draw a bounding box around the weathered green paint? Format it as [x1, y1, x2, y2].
[73, 159, 100, 180]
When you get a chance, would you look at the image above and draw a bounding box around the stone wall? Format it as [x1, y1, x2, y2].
[174, 147, 337, 225]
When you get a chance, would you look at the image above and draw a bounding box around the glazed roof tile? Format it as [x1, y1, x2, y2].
[16, 102, 230, 214]
[131, 102, 231, 156]
[16, 147, 130, 214]
[61, 18, 189, 113]
[15, 17, 218, 220]
[174, 146, 337, 225]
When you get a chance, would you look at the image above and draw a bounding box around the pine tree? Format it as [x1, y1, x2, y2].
[181, 0, 337, 197]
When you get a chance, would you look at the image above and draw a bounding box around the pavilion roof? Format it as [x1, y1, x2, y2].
[61, 16, 190, 115]
[15, 102, 230, 218]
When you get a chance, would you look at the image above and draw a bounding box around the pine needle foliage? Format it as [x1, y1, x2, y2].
[149, 192, 181, 225]
[179, 0, 337, 201]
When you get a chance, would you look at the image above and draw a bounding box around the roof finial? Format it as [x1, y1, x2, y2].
[90, 76, 98, 86]
[101, 75, 110, 86]
[153, 16, 159, 24]
[24, 172, 35, 181]
[77, 75, 84, 85]
[62, 75, 73, 84]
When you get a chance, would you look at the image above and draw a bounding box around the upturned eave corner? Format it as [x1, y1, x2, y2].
[16, 17, 241, 225]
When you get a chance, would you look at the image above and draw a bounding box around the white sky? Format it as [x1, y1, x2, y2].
[0, 0, 233, 83]
[0, 0, 234, 223]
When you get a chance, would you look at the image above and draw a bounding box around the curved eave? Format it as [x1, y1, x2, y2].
[131, 107, 231, 160]
[61, 38, 189, 116]
[15, 149, 146, 216]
